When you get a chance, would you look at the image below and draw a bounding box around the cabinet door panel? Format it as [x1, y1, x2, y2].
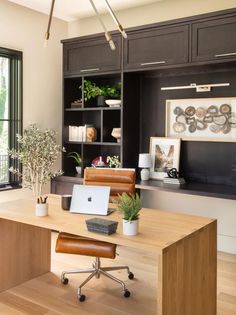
[192, 16, 236, 62]
[64, 35, 121, 75]
[124, 25, 189, 70]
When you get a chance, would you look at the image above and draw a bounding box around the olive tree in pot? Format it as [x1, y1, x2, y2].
[115, 193, 142, 236]
[8, 124, 63, 217]
[67, 151, 82, 175]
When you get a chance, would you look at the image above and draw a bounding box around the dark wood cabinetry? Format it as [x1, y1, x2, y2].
[57, 8, 236, 199]
[124, 25, 189, 70]
[62, 34, 122, 76]
[192, 15, 236, 62]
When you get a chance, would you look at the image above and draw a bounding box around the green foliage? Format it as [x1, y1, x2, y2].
[0, 77, 6, 134]
[80, 80, 121, 101]
[8, 124, 63, 200]
[106, 155, 121, 168]
[114, 193, 142, 222]
[67, 151, 82, 166]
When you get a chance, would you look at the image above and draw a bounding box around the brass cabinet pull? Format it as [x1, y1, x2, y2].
[140, 61, 166, 66]
[80, 68, 100, 72]
[215, 52, 236, 58]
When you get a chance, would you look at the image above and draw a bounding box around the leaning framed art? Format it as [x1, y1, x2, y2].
[149, 137, 181, 180]
[165, 97, 236, 141]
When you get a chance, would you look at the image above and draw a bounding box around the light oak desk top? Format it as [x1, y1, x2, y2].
[0, 196, 217, 315]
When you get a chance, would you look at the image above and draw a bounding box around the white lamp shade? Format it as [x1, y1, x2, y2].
[138, 153, 151, 168]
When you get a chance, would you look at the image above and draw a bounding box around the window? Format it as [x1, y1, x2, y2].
[0, 47, 22, 188]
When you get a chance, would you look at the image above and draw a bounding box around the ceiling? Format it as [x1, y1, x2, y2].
[8, 0, 162, 21]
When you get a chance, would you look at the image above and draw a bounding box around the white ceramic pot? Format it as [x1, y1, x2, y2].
[76, 166, 82, 175]
[35, 203, 48, 217]
[123, 219, 139, 236]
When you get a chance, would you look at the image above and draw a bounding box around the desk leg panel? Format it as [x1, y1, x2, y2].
[0, 219, 51, 292]
[158, 221, 217, 315]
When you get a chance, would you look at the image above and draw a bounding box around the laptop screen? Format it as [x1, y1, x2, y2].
[70, 185, 111, 215]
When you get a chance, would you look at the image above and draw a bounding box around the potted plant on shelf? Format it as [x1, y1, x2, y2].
[67, 151, 82, 175]
[8, 124, 63, 217]
[80, 80, 121, 107]
[114, 193, 142, 236]
[106, 155, 121, 168]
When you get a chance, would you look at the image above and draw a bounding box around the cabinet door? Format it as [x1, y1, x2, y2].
[63, 35, 121, 75]
[192, 16, 236, 62]
[124, 25, 189, 70]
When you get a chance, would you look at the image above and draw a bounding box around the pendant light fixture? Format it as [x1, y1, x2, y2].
[44, 0, 127, 50]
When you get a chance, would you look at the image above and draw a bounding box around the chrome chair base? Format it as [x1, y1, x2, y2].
[61, 257, 134, 302]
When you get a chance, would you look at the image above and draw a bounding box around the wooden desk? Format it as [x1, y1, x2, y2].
[0, 197, 217, 315]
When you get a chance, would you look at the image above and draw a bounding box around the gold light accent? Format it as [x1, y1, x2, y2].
[44, 0, 56, 46]
[104, 0, 127, 39]
[89, 0, 116, 50]
[45, 0, 127, 50]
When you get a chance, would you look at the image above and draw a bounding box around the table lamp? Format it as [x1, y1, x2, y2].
[138, 153, 152, 180]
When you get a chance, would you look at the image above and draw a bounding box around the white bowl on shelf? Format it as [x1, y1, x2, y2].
[105, 99, 121, 107]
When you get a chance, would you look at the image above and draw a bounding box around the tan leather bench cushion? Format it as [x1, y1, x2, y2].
[56, 232, 117, 259]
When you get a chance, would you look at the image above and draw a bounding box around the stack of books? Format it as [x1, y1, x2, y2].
[69, 124, 95, 142]
[163, 177, 185, 185]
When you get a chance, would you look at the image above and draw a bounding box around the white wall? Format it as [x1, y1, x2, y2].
[0, 0, 67, 133]
[0, 0, 67, 199]
[68, 0, 236, 37]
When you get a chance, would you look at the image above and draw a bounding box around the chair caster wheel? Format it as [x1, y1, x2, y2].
[62, 278, 69, 285]
[128, 272, 134, 280]
[79, 294, 86, 302]
[124, 290, 131, 298]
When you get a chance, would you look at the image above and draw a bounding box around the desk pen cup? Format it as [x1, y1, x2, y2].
[61, 195, 72, 211]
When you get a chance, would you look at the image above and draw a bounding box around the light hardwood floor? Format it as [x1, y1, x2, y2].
[0, 232, 235, 315]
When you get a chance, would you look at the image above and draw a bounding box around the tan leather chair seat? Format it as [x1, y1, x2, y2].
[56, 232, 116, 259]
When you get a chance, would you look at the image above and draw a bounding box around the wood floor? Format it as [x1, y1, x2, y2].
[0, 232, 235, 315]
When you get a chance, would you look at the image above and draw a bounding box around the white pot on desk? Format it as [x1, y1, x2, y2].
[35, 203, 48, 217]
[123, 219, 139, 236]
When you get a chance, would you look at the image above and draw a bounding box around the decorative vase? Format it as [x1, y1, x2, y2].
[123, 219, 139, 236]
[86, 127, 97, 142]
[35, 203, 48, 217]
[111, 128, 121, 143]
[76, 166, 82, 175]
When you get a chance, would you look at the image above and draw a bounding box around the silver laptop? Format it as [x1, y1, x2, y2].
[70, 184, 111, 215]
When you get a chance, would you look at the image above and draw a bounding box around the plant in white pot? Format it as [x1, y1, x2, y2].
[67, 151, 82, 175]
[115, 193, 142, 236]
[8, 124, 63, 217]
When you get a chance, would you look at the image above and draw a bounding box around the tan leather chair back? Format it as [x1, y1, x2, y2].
[84, 168, 136, 199]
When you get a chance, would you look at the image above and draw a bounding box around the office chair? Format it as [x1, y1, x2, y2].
[56, 168, 136, 302]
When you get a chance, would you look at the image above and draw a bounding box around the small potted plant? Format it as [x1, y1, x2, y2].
[114, 193, 142, 236]
[106, 155, 121, 168]
[8, 124, 63, 217]
[67, 151, 82, 175]
[80, 80, 121, 107]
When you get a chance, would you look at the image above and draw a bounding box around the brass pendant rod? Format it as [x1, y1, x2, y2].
[88, 0, 116, 50]
[45, 0, 56, 41]
[104, 0, 127, 38]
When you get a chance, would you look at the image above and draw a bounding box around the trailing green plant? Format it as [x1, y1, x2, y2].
[114, 193, 142, 222]
[79, 80, 121, 101]
[8, 124, 63, 202]
[67, 151, 82, 166]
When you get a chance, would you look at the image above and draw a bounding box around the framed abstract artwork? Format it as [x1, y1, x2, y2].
[165, 97, 236, 141]
[149, 137, 181, 180]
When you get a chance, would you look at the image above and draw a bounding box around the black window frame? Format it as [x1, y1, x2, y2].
[0, 47, 23, 189]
